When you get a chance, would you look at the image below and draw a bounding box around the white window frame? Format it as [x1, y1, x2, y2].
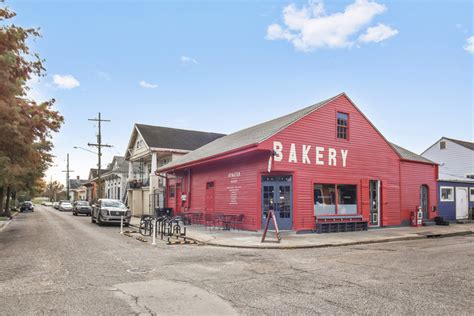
[470, 188, 474, 202]
[440, 186, 454, 202]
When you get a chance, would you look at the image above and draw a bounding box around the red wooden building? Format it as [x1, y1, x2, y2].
[158, 93, 438, 232]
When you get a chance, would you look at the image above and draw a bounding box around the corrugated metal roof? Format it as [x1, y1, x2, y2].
[390, 143, 435, 164]
[159, 94, 341, 171]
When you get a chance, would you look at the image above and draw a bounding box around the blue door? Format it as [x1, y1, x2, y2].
[262, 175, 293, 230]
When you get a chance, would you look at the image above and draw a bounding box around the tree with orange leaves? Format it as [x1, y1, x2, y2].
[0, 2, 64, 216]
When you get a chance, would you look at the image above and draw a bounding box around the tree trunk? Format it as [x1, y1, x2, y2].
[5, 186, 11, 217]
[0, 186, 4, 214]
[5, 186, 11, 218]
[11, 191, 17, 211]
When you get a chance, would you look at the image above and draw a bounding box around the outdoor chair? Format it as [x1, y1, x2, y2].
[231, 214, 244, 230]
[204, 213, 215, 230]
[214, 212, 225, 229]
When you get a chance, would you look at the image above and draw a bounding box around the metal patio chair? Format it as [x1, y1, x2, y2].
[231, 214, 244, 231]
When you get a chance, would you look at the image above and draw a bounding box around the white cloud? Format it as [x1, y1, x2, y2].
[139, 80, 159, 89]
[266, 0, 398, 51]
[52, 74, 80, 89]
[359, 23, 398, 43]
[180, 56, 198, 64]
[464, 36, 474, 54]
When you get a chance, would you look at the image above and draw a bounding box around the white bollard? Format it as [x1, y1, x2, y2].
[152, 220, 157, 246]
[120, 215, 124, 234]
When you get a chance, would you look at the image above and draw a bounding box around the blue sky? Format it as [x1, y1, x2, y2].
[7, 0, 473, 183]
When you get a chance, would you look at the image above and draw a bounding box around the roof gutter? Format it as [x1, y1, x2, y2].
[158, 143, 260, 173]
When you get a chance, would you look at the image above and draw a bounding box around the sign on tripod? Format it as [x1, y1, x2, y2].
[261, 206, 281, 243]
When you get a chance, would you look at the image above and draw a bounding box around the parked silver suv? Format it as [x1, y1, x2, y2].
[91, 199, 131, 226]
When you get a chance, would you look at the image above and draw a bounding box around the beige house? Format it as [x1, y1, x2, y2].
[124, 124, 225, 216]
[69, 177, 88, 202]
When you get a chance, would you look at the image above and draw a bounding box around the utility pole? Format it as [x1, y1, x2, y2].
[88, 112, 112, 200]
[62, 153, 75, 201]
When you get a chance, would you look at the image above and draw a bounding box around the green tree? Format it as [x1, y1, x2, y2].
[0, 2, 63, 217]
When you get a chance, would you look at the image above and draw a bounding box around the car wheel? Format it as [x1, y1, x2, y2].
[97, 214, 103, 226]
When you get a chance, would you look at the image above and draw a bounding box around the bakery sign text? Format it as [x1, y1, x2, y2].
[273, 141, 348, 167]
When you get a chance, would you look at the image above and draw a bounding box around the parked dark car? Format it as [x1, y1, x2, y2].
[20, 201, 34, 212]
[91, 199, 131, 226]
[73, 201, 92, 216]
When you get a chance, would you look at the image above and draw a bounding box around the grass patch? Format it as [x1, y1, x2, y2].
[0, 216, 8, 221]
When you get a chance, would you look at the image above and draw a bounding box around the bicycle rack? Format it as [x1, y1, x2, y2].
[138, 213, 189, 245]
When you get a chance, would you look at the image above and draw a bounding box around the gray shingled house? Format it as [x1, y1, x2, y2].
[124, 124, 225, 216]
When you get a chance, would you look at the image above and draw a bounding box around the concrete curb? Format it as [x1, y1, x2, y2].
[189, 230, 474, 250]
[0, 212, 20, 233]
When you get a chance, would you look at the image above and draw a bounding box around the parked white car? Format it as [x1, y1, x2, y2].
[91, 199, 131, 226]
[59, 201, 73, 212]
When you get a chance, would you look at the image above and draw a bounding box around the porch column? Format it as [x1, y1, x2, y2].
[151, 152, 157, 175]
[128, 160, 133, 180]
[150, 152, 159, 211]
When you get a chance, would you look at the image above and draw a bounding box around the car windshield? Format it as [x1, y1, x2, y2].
[102, 201, 126, 208]
[62, 202, 72, 205]
[76, 201, 89, 206]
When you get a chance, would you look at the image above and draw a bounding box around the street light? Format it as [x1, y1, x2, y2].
[73, 146, 97, 155]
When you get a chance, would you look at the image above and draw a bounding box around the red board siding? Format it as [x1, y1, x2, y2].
[400, 161, 438, 222]
[261, 95, 402, 230]
[165, 94, 437, 231]
[167, 152, 269, 230]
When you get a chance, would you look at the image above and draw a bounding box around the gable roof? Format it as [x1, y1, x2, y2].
[88, 168, 108, 180]
[159, 93, 435, 172]
[390, 143, 435, 164]
[159, 94, 341, 171]
[69, 179, 88, 190]
[107, 156, 128, 173]
[136, 124, 226, 151]
[444, 137, 474, 151]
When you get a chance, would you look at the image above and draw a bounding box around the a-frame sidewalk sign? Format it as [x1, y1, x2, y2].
[261, 206, 281, 243]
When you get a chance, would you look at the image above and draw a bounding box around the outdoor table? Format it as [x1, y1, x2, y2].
[220, 214, 236, 230]
[188, 212, 202, 224]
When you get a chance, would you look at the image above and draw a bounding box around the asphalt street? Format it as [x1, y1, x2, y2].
[0, 206, 473, 315]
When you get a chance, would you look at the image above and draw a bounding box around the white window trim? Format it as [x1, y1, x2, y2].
[470, 188, 474, 202]
[440, 186, 454, 202]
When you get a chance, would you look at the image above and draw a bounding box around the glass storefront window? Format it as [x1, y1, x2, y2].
[314, 184, 336, 215]
[314, 183, 358, 215]
[337, 184, 357, 214]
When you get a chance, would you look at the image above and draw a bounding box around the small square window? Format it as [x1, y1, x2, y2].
[337, 112, 348, 139]
[169, 185, 175, 198]
[440, 186, 454, 202]
[439, 141, 446, 149]
[206, 182, 214, 189]
[470, 188, 474, 201]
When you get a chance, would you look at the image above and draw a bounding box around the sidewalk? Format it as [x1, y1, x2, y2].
[184, 223, 474, 249]
[129, 217, 474, 249]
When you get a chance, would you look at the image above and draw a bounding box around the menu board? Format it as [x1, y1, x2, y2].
[227, 172, 241, 206]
